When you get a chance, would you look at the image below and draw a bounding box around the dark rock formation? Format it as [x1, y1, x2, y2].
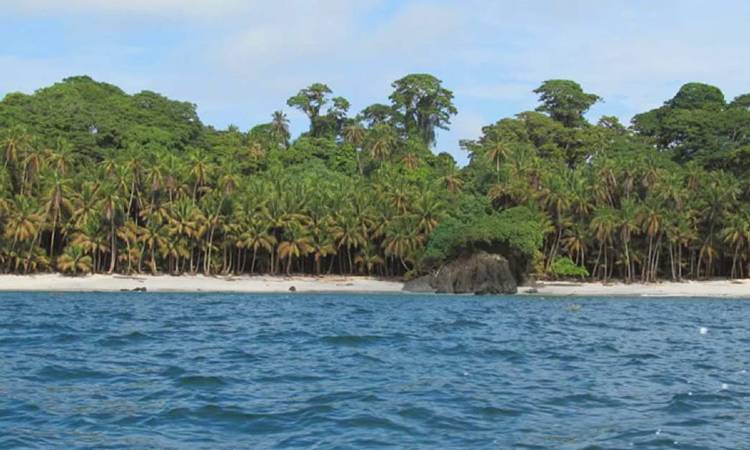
[404, 251, 518, 295]
[403, 275, 435, 293]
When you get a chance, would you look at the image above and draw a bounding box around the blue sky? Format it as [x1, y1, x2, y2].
[2, 1, 748, 164]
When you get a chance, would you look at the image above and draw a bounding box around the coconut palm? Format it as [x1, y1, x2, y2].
[355, 244, 384, 275]
[41, 171, 73, 257]
[344, 122, 366, 174]
[57, 245, 93, 274]
[237, 218, 276, 274]
[277, 224, 313, 275]
[485, 141, 510, 183]
[270, 111, 291, 148]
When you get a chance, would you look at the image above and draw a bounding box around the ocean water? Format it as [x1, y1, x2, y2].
[0, 293, 748, 449]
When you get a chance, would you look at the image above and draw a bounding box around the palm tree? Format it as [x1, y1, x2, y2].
[71, 182, 101, 228]
[665, 212, 696, 280]
[57, 245, 93, 274]
[21, 146, 44, 196]
[277, 224, 313, 275]
[355, 244, 384, 275]
[71, 219, 110, 273]
[412, 193, 444, 235]
[331, 214, 366, 273]
[367, 124, 397, 162]
[441, 166, 463, 193]
[237, 218, 276, 274]
[270, 111, 291, 148]
[590, 207, 617, 280]
[189, 150, 213, 201]
[561, 222, 587, 267]
[41, 171, 73, 257]
[309, 231, 335, 274]
[343, 122, 366, 174]
[486, 141, 510, 183]
[3, 196, 43, 272]
[638, 198, 665, 282]
[618, 198, 640, 282]
[402, 152, 419, 170]
[159, 237, 190, 275]
[204, 172, 239, 274]
[2, 126, 31, 170]
[383, 218, 423, 273]
[98, 185, 124, 273]
[138, 223, 166, 274]
[117, 220, 140, 274]
[721, 209, 750, 278]
[46, 139, 77, 176]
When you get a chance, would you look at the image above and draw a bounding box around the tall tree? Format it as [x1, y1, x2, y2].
[286, 83, 332, 137]
[389, 74, 457, 146]
[270, 111, 291, 148]
[533, 80, 600, 128]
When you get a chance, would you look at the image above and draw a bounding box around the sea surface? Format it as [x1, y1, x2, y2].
[0, 292, 748, 449]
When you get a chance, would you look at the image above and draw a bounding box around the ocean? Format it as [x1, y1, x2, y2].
[0, 292, 747, 449]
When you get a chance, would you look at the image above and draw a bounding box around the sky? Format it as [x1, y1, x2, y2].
[1, 0, 748, 164]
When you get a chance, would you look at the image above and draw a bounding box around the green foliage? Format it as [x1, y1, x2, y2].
[668, 83, 726, 110]
[286, 83, 350, 138]
[424, 206, 543, 266]
[389, 74, 457, 146]
[533, 80, 600, 128]
[550, 256, 589, 279]
[0, 76, 202, 160]
[1, 73, 749, 284]
[633, 82, 750, 172]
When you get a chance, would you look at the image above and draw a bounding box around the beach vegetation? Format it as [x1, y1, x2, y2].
[0, 75, 749, 281]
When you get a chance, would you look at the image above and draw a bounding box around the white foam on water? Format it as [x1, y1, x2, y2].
[721, 383, 729, 390]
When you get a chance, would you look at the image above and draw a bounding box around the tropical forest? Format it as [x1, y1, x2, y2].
[1, 74, 749, 282]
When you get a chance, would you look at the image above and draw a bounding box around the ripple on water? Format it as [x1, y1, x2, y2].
[660, 391, 736, 414]
[469, 405, 524, 418]
[1, 292, 749, 449]
[177, 375, 228, 388]
[98, 331, 150, 347]
[156, 404, 336, 433]
[547, 393, 623, 408]
[320, 335, 388, 347]
[337, 415, 413, 433]
[481, 347, 526, 362]
[34, 365, 108, 381]
[428, 319, 487, 332]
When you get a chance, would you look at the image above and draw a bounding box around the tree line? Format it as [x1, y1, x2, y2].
[0, 75, 749, 281]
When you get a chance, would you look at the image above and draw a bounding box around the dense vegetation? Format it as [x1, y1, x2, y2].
[0, 75, 748, 281]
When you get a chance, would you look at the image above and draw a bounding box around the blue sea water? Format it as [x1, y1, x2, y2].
[0, 292, 748, 449]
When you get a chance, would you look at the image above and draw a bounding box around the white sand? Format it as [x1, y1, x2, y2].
[0, 273, 405, 293]
[520, 279, 750, 298]
[1, 274, 749, 297]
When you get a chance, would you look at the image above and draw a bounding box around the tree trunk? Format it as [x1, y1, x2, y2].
[108, 219, 116, 273]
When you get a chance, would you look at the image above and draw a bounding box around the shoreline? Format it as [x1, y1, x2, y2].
[0, 274, 748, 297]
[520, 279, 750, 298]
[0, 274, 405, 294]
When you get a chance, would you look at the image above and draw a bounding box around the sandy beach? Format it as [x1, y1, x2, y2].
[0, 274, 405, 294]
[0, 274, 749, 297]
[520, 279, 750, 298]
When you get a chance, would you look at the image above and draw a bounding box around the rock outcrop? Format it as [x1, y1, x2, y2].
[404, 251, 518, 295]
